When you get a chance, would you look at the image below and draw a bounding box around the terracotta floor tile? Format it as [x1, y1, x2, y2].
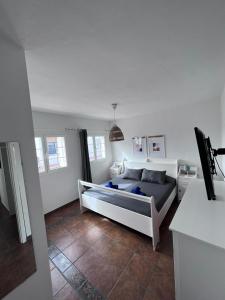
[81, 226, 105, 245]
[136, 238, 160, 261]
[51, 268, 67, 296]
[72, 219, 94, 231]
[116, 230, 143, 250]
[63, 217, 83, 231]
[94, 238, 133, 269]
[105, 225, 126, 240]
[124, 253, 153, 288]
[91, 234, 112, 256]
[63, 238, 89, 262]
[108, 270, 145, 300]
[81, 212, 102, 226]
[54, 232, 75, 251]
[45, 215, 64, 227]
[68, 226, 87, 241]
[74, 248, 102, 274]
[95, 220, 116, 234]
[54, 283, 81, 300]
[158, 230, 174, 257]
[144, 273, 175, 300]
[75, 249, 122, 297]
[154, 253, 174, 276]
[47, 226, 69, 241]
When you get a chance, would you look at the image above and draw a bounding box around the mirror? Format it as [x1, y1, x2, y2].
[0, 142, 36, 298]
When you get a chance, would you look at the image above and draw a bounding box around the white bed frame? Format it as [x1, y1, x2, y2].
[78, 159, 178, 250]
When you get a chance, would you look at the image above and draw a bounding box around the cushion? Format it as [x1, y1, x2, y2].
[122, 168, 143, 181]
[141, 169, 166, 184]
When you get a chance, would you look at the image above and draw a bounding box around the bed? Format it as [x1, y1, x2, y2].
[78, 159, 178, 250]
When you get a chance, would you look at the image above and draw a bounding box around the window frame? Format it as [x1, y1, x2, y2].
[87, 136, 96, 162]
[87, 135, 106, 162]
[34, 135, 68, 174]
[34, 136, 46, 174]
[46, 136, 68, 172]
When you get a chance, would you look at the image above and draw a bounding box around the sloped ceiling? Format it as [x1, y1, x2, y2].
[1, 0, 225, 119]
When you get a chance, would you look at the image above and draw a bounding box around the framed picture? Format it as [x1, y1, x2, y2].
[148, 135, 166, 158]
[132, 136, 147, 158]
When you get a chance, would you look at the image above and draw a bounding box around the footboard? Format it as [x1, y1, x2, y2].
[78, 180, 160, 250]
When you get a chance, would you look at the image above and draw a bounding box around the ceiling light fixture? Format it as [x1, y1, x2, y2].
[109, 103, 124, 142]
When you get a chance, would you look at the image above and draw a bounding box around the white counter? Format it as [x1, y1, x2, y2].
[170, 179, 225, 300]
[170, 178, 225, 250]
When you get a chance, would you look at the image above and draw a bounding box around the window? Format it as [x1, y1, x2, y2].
[87, 135, 106, 161]
[34, 136, 67, 173]
[87, 136, 95, 162]
[34, 137, 45, 173]
[95, 136, 106, 160]
[46, 137, 67, 170]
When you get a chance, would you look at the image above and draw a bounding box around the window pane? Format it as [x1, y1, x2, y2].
[46, 136, 67, 170]
[95, 136, 106, 160]
[35, 137, 45, 173]
[87, 136, 95, 161]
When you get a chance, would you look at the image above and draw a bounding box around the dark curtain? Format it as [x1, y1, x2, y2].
[79, 129, 92, 182]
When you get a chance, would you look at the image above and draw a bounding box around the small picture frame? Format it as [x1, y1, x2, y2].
[132, 136, 147, 158]
[148, 135, 166, 158]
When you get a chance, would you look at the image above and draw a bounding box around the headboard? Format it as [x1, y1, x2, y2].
[124, 159, 178, 179]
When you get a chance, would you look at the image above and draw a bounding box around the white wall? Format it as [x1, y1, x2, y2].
[32, 111, 112, 214]
[0, 35, 52, 299]
[112, 99, 221, 176]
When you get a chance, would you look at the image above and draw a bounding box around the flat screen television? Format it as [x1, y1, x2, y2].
[194, 127, 216, 200]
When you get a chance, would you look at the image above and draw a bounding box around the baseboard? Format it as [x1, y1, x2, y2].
[44, 198, 79, 216]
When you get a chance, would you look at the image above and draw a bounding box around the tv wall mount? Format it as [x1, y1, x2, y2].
[206, 137, 225, 176]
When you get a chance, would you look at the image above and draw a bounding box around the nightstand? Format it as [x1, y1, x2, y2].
[178, 174, 197, 201]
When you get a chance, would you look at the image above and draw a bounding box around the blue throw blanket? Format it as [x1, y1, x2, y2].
[131, 186, 146, 196]
[105, 181, 118, 189]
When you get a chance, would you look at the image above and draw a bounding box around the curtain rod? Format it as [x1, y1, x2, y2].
[34, 128, 109, 132]
[65, 128, 110, 132]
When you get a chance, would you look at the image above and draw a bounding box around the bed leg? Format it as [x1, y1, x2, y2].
[80, 204, 88, 214]
[78, 180, 88, 213]
[151, 196, 160, 251]
[152, 229, 160, 251]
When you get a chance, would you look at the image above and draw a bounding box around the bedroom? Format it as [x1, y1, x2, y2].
[0, 1, 225, 300]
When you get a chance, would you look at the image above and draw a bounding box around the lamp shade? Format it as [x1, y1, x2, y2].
[109, 125, 124, 142]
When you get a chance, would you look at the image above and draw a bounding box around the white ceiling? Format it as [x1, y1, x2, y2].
[1, 0, 225, 119]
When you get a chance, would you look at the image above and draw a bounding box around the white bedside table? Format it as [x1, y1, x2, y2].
[178, 173, 197, 201]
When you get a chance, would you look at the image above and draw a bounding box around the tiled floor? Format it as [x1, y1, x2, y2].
[45, 200, 178, 300]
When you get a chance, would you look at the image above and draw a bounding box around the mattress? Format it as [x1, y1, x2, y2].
[83, 177, 176, 217]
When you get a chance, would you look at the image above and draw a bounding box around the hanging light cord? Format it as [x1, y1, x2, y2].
[112, 103, 117, 124]
[215, 156, 225, 178]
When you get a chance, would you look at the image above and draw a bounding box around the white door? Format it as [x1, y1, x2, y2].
[7, 142, 31, 244]
[0, 168, 9, 210]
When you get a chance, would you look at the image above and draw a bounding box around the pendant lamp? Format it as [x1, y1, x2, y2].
[109, 103, 124, 142]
